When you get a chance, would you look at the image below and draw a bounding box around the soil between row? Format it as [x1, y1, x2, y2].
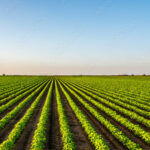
[0, 80, 150, 150]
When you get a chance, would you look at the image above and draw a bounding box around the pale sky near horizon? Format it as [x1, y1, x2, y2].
[0, 0, 150, 75]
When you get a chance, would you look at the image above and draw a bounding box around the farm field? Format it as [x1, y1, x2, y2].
[0, 76, 150, 150]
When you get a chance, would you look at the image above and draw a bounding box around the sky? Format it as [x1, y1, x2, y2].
[0, 0, 150, 75]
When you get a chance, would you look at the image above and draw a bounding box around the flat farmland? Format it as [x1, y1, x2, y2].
[0, 76, 150, 150]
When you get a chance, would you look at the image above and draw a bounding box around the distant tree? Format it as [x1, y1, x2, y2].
[2, 74, 6, 76]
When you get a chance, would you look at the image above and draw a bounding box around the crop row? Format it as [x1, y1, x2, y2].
[58, 81, 110, 150]
[30, 81, 53, 150]
[63, 81, 150, 145]
[63, 78, 150, 104]
[0, 81, 50, 149]
[0, 78, 46, 97]
[60, 81, 142, 150]
[65, 80, 150, 112]
[0, 81, 47, 114]
[55, 82, 75, 150]
[0, 81, 48, 129]
[0, 81, 44, 105]
[63, 81, 150, 128]
[0, 79, 45, 101]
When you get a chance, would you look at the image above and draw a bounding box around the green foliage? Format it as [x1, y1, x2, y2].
[30, 81, 53, 150]
[61, 81, 142, 150]
[55, 82, 76, 150]
[0, 82, 50, 150]
[0, 81, 47, 129]
[0, 81, 46, 113]
[58, 81, 109, 150]
[0, 80, 43, 104]
[63, 81, 150, 144]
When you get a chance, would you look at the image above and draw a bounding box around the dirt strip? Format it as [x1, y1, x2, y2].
[0, 85, 45, 144]
[48, 84, 62, 150]
[66, 83, 150, 149]
[61, 83, 126, 150]
[13, 84, 49, 150]
[58, 83, 94, 150]
[0, 83, 38, 102]
[68, 83, 150, 132]
[0, 82, 45, 119]
[69, 82, 150, 107]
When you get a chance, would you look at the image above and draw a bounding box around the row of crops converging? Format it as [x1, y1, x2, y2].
[0, 76, 150, 150]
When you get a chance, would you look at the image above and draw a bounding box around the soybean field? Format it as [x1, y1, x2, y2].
[0, 76, 150, 150]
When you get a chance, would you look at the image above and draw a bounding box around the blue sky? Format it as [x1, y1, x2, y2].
[0, 0, 150, 75]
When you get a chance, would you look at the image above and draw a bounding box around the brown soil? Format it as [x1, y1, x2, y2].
[58, 83, 94, 150]
[1, 80, 149, 150]
[68, 83, 150, 132]
[47, 84, 62, 150]
[0, 85, 45, 144]
[61, 83, 126, 150]
[90, 90, 150, 132]
[69, 82, 150, 112]
[0, 83, 41, 106]
[0, 83, 44, 119]
[13, 84, 49, 150]
[66, 83, 150, 149]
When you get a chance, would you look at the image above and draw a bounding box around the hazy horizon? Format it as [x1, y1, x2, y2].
[0, 0, 150, 75]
